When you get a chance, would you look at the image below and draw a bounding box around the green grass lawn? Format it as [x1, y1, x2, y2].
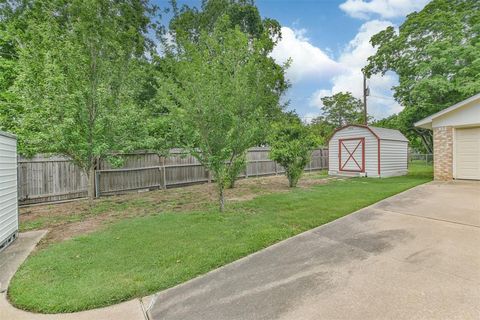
[8, 163, 432, 313]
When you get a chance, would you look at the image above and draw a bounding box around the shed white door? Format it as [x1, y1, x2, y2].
[339, 138, 365, 172]
[455, 127, 480, 180]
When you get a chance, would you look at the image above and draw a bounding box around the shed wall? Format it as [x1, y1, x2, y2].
[0, 132, 18, 249]
[329, 126, 379, 177]
[379, 140, 408, 177]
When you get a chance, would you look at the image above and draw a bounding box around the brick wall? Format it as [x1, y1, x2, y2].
[433, 126, 453, 180]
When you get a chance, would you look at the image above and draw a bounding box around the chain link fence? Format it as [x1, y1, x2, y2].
[409, 153, 433, 165]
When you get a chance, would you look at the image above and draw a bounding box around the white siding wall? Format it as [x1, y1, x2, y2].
[329, 126, 379, 177]
[0, 132, 18, 248]
[379, 140, 408, 177]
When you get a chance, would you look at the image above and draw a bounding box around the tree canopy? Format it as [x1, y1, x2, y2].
[320, 92, 364, 127]
[310, 92, 365, 144]
[0, 1, 23, 134]
[166, 0, 281, 48]
[2, 0, 157, 199]
[365, 0, 480, 152]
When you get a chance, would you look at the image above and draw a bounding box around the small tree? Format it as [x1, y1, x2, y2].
[156, 16, 287, 211]
[159, 0, 286, 192]
[269, 115, 321, 187]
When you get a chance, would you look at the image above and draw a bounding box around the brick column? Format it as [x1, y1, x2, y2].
[433, 126, 453, 180]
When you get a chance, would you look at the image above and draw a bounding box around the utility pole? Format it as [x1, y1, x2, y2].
[363, 71, 369, 125]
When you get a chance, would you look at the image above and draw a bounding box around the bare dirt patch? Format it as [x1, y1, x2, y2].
[20, 172, 333, 247]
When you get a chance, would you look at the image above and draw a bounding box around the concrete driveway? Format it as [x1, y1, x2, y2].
[149, 181, 480, 320]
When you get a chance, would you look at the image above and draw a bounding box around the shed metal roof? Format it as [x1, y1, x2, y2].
[0, 130, 17, 139]
[369, 126, 408, 142]
[329, 124, 408, 142]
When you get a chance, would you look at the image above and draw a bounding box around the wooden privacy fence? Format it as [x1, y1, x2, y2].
[18, 147, 329, 205]
[18, 155, 88, 205]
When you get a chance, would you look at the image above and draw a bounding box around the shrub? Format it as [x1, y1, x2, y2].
[269, 116, 321, 187]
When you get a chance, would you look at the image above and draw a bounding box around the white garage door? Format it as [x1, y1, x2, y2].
[455, 127, 480, 180]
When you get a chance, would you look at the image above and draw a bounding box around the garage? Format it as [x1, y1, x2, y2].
[455, 127, 480, 180]
[415, 93, 480, 181]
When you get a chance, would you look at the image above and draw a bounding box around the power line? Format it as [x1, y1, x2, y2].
[369, 94, 396, 101]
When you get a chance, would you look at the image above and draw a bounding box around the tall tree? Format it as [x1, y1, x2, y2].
[167, 0, 280, 45]
[0, 1, 24, 133]
[9, 0, 157, 200]
[320, 92, 365, 127]
[365, 0, 480, 153]
[156, 15, 287, 211]
[310, 92, 365, 143]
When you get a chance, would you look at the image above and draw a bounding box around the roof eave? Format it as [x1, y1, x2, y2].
[414, 92, 480, 130]
[0, 130, 17, 139]
[414, 119, 433, 130]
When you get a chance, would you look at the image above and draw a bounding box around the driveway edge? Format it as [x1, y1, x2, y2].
[146, 181, 434, 317]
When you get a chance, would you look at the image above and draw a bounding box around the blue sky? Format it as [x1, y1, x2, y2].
[154, 0, 431, 121]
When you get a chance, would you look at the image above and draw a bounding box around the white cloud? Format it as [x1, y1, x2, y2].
[270, 27, 345, 84]
[308, 20, 402, 119]
[302, 112, 321, 124]
[309, 90, 332, 109]
[271, 19, 406, 120]
[339, 0, 430, 20]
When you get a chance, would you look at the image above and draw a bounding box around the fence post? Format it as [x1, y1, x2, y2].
[320, 148, 326, 170]
[94, 156, 100, 198]
[94, 171, 100, 198]
[161, 156, 167, 189]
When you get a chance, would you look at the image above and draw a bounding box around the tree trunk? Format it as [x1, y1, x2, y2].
[413, 128, 433, 154]
[219, 183, 225, 212]
[419, 132, 433, 154]
[86, 166, 96, 204]
[285, 167, 296, 188]
[288, 175, 296, 188]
